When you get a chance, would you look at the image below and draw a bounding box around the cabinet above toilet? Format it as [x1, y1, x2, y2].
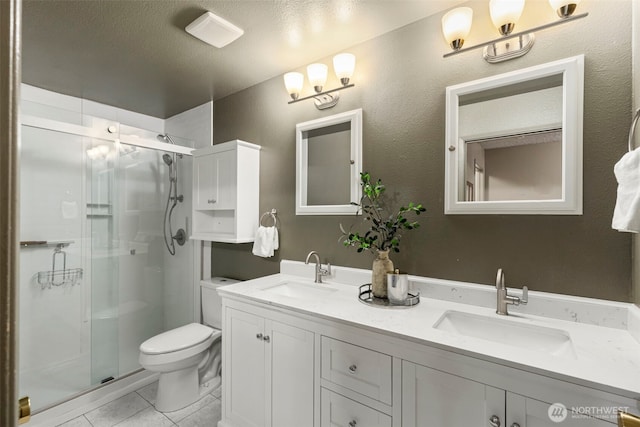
[191, 140, 261, 242]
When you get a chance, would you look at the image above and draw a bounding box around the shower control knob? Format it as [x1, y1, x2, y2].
[207, 199, 216, 204]
[107, 125, 117, 134]
[256, 333, 263, 340]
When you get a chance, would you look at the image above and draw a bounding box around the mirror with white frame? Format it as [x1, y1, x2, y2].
[444, 55, 584, 215]
[296, 108, 362, 215]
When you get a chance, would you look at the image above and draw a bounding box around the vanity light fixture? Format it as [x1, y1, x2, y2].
[441, 7, 473, 51]
[442, 0, 587, 63]
[284, 53, 356, 110]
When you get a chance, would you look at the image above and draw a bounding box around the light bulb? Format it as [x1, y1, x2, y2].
[307, 63, 328, 93]
[549, 0, 581, 18]
[489, 0, 525, 36]
[283, 72, 304, 100]
[441, 7, 473, 51]
[333, 53, 356, 86]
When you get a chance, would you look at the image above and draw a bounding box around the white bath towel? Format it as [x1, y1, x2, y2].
[252, 226, 279, 257]
[612, 148, 640, 232]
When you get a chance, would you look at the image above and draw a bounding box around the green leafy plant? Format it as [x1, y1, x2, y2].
[340, 172, 426, 253]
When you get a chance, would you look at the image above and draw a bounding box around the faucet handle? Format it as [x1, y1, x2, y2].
[521, 285, 528, 305]
[320, 262, 332, 276]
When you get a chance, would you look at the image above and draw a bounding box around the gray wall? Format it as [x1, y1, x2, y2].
[211, 0, 633, 302]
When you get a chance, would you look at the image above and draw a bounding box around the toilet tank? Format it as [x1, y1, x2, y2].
[201, 277, 240, 329]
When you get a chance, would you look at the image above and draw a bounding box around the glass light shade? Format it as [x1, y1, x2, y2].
[549, 0, 581, 17]
[441, 7, 473, 50]
[333, 53, 356, 85]
[307, 63, 328, 92]
[489, 0, 525, 35]
[284, 72, 304, 100]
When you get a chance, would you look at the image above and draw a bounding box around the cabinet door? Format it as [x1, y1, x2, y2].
[267, 320, 315, 427]
[402, 361, 504, 427]
[507, 393, 613, 427]
[226, 309, 266, 427]
[193, 149, 236, 210]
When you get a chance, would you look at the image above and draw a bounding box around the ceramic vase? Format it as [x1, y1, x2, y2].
[372, 249, 394, 298]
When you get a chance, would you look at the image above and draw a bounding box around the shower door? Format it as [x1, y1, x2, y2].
[19, 105, 194, 413]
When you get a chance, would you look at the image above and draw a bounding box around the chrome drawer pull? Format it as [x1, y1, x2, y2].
[263, 335, 270, 343]
[256, 333, 263, 340]
[348, 420, 357, 427]
[207, 199, 216, 204]
[348, 364, 357, 373]
[511, 423, 521, 427]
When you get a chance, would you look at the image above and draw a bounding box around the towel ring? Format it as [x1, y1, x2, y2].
[260, 209, 278, 227]
[628, 108, 640, 152]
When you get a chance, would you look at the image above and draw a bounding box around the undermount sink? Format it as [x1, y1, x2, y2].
[262, 281, 338, 299]
[433, 310, 576, 359]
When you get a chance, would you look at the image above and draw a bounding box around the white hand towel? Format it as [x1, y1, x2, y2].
[252, 226, 278, 257]
[612, 148, 640, 232]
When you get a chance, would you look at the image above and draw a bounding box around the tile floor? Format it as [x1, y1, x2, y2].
[56, 380, 222, 427]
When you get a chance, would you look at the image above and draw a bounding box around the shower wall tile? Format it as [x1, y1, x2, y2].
[165, 101, 213, 149]
[21, 84, 82, 112]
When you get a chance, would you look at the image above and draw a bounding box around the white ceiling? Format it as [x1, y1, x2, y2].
[22, 0, 466, 118]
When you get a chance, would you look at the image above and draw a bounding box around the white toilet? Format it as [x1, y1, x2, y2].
[139, 277, 238, 412]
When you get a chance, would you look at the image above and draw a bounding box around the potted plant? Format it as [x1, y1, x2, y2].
[340, 172, 425, 298]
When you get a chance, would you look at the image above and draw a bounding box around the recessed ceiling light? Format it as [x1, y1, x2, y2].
[185, 11, 244, 48]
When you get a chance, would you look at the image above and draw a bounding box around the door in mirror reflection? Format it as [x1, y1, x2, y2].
[445, 55, 584, 215]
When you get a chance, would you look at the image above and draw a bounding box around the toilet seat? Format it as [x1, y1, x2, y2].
[141, 323, 213, 354]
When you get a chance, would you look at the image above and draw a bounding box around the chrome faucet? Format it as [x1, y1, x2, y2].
[305, 251, 331, 283]
[495, 268, 528, 315]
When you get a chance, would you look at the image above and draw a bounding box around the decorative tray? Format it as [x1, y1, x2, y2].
[358, 283, 420, 308]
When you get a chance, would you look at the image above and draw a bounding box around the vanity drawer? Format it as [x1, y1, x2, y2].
[321, 336, 392, 404]
[321, 388, 392, 427]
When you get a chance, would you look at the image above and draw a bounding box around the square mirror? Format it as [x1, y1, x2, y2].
[444, 55, 584, 215]
[296, 108, 362, 215]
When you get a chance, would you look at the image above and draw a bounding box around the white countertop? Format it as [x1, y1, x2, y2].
[217, 260, 640, 399]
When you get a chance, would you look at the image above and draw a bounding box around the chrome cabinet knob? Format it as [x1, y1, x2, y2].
[348, 421, 357, 427]
[510, 423, 521, 427]
[263, 335, 270, 343]
[107, 125, 117, 134]
[489, 415, 501, 427]
[256, 333, 263, 340]
[348, 364, 357, 373]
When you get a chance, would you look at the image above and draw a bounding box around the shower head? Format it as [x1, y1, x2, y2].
[157, 133, 176, 145]
[162, 153, 173, 166]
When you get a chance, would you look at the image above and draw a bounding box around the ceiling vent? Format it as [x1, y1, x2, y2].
[185, 11, 244, 48]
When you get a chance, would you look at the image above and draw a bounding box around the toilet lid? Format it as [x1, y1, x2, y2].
[140, 323, 214, 354]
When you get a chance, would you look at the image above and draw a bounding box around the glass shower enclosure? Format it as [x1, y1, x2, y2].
[18, 99, 194, 412]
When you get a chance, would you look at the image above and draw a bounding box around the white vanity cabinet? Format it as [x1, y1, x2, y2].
[223, 306, 314, 427]
[191, 140, 260, 242]
[402, 361, 613, 427]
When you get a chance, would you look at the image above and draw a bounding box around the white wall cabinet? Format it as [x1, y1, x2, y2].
[223, 307, 314, 427]
[402, 361, 612, 427]
[191, 140, 260, 242]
